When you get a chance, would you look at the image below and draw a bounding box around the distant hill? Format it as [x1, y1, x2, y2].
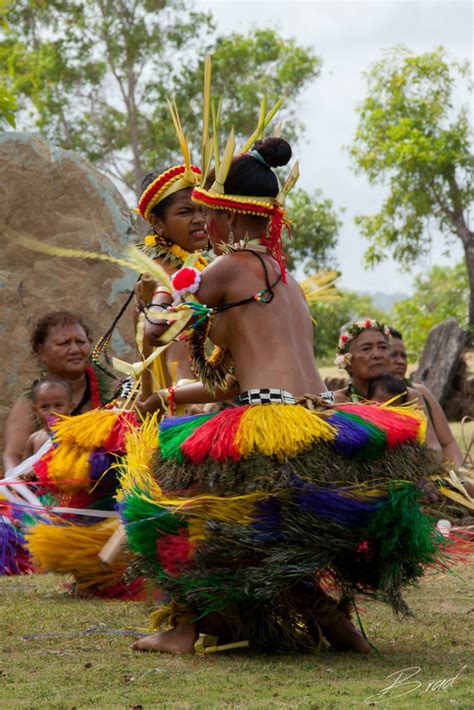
[360, 291, 409, 313]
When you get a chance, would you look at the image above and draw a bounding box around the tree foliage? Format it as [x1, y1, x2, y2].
[311, 290, 388, 364]
[2, 0, 321, 198]
[391, 262, 469, 360]
[0, 0, 16, 127]
[350, 46, 474, 323]
[286, 188, 341, 275]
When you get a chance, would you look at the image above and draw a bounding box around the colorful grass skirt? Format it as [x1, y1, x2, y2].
[25, 409, 142, 598]
[119, 402, 457, 651]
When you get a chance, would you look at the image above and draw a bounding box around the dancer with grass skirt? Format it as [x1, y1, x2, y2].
[117, 88, 465, 654]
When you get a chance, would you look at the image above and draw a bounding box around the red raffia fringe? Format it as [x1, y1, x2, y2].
[336, 403, 421, 447]
[181, 406, 248, 463]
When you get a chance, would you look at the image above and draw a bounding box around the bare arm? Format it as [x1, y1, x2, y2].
[2, 398, 35, 473]
[144, 289, 174, 346]
[171, 377, 240, 406]
[136, 376, 239, 415]
[414, 384, 463, 467]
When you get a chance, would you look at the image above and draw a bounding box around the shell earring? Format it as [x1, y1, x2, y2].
[228, 226, 235, 246]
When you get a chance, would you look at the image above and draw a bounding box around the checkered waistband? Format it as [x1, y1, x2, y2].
[236, 389, 336, 406]
[236, 388, 297, 405]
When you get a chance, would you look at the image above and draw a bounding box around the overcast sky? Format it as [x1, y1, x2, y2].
[197, 0, 473, 295]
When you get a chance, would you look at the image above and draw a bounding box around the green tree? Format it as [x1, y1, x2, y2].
[310, 290, 388, 364]
[3, 1, 321, 198]
[392, 262, 468, 360]
[0, 0, 17, 127]
[350, 47, 474, 325]
[286, 188, 341, 274]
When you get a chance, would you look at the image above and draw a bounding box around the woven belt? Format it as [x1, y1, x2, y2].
[237, 388, 297, 405]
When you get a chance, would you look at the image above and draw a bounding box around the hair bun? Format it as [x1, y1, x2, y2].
[252, 137, 292, 168]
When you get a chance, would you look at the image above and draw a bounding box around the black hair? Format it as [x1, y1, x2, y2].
[205, 136, 292, 197]
[388, 327, 403, 340]
[31, 311, 91, 353]
[141, 170, 189, 220]
[367, 374, 408, 403]
[32, 376, 73, 402]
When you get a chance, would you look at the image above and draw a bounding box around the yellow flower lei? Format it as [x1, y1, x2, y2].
[141, 235, 207, 272]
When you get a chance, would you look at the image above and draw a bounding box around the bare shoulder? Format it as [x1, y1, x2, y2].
[412, 382, 437, 403]
[197, 253, 246, 305]
[32, 429, 49, 449]
[407, 386, 426, 408]
[203, 252, 250, 277]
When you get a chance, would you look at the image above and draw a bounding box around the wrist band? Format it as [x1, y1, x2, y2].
[153, 288, 172, 298]
[167, 386, 176, 416]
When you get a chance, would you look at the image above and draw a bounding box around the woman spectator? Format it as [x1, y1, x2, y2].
[2, 310, 108, 471]
[332, 318, 447, 458]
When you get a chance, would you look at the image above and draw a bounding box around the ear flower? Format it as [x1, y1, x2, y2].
[334, 353, 352, 369]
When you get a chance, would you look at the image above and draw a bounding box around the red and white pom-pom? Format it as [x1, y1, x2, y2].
[171, 266, 202, 297]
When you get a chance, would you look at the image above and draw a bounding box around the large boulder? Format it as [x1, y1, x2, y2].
[0, 132, 140, 449]
[411, 318, 467, 405]
[443, 348, 474, 420]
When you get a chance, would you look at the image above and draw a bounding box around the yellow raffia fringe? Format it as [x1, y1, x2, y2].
[130, 488, 278, 528]
[118, 413, 161, 499]
[174, 491, 277, 524]
[47, 445, 91, 491]
[149, 602, 192, 631]
[52, 410, 117, 449]
[236, 404, 336, 460]
[187, 518, 207, 545]
[26, 519, 127, 587]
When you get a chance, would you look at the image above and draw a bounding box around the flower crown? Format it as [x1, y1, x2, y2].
[334, 318, 391, 369]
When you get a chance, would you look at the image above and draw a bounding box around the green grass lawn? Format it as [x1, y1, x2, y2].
[1, 567, 473, 709]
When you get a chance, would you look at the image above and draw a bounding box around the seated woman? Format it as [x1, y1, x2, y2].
[388, 327, 463, 467]
[2, 311, 108, 473]
[120, 131, 453, 656]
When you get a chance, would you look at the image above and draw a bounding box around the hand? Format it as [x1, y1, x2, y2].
[134, 275, 158, 311]
[18, 470, 38, 482]
[135, 392, 167, 417]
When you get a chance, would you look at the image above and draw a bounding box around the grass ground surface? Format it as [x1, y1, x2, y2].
[1, 565, 473, 710]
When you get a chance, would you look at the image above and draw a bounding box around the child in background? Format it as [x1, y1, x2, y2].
[367, 374, 408, 405]
[23, 377, 74, 459]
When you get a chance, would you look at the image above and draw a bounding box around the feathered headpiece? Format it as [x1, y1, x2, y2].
[191, 87, 300, 281]
[137, 57, 215, 224]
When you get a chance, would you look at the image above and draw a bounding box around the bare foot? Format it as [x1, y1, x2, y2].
[131, 622, 198, 654]
[321, 615, 371, 653]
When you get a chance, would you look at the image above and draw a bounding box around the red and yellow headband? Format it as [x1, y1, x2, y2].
[138, 164, 201, 223]
[191, 187, 277, 218]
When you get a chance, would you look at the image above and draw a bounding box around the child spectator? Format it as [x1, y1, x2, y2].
[367, 374, 408, 405]
[23, 377, 74, 459]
